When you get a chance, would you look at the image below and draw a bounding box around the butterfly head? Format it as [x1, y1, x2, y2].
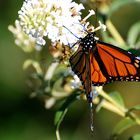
[80, 32, 97, 50]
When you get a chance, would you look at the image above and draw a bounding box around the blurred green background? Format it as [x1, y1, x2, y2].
[0, 0, 140, 140]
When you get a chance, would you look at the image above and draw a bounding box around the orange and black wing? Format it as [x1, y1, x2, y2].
[70, 46, 92, 95]
[91, 41, 140, 86]
[90, 49, 107, 86]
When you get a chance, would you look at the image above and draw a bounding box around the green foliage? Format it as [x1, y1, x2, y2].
[112, 118, 137, 138]
[54, 91, 80, 129]
[129, 134, 140, 140]
[129, 105, 140, 111]
[109, 91, 125, 108]
[127, 22, 140, 49]
[109, 0, 140, 18]
[54, 90, 81, 140]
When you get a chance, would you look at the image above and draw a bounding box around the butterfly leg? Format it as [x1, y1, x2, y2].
[87, 91, 93, 108]
[92, 87, 99, 100]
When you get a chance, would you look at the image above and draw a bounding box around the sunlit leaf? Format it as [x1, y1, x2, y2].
[111, 118, 136, 138]
[127, 22, 140, 48]
[129, 134, 140, 140]
[109, 91, 125, 107]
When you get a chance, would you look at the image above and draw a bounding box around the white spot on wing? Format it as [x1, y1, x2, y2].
[136, 57, 140, 60]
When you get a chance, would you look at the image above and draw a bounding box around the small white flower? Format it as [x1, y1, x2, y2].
[18, 0, 85, 46]
[69, 69, 81, 89]
[92, 20, 107, 33]
[98, 21, 106, 32]
[83, 10, 95, 21]
[45, 97, 56, 109]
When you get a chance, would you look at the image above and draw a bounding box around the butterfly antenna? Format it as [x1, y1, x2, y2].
[65, 34, 71, 47]
[70, 41, 79, 48]
[63, 25, 80, 39]
[73, 22, 89, 34]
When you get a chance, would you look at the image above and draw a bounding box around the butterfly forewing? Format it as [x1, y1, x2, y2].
[70, 46, 92, 98]
[96, 41, 140, 83]
[70, 46, 85, 76]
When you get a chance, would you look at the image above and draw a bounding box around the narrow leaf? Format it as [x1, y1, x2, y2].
[55, 108, 68, 130]
[127, 22, 140, 48]
[112, 118, 136, 137]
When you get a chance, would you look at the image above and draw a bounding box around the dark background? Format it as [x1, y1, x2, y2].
[0, 0, 140, 140]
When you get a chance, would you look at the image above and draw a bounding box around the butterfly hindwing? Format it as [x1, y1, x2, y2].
[90, 49, 108, 86]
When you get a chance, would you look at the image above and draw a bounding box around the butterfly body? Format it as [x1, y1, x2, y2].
[70, 32, 140, 102]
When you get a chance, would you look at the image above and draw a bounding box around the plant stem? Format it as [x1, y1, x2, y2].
[56, 129, 61, 140]
[96, 87, 126, 113]
[106, 20, 126, 46]
[94, 99, 125, 117]
[96, 87, 140, 126]
[128, 112, 140, 125]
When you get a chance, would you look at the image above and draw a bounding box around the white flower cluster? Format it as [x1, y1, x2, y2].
[18, 0, 85, 45]
[8, 20, 35, 52]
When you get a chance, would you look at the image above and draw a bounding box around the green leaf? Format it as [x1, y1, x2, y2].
[55, 108, 68, 130]
[129, 134, 140, 140]
[109, 0, 140, 17]
[109, 91, 125, 107]
[54, 90, 81, 130]
[127, 22, 140, 48]
[111, 118, 136, 138]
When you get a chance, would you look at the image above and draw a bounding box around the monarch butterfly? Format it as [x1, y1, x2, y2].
[70, 32, 140, 104]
